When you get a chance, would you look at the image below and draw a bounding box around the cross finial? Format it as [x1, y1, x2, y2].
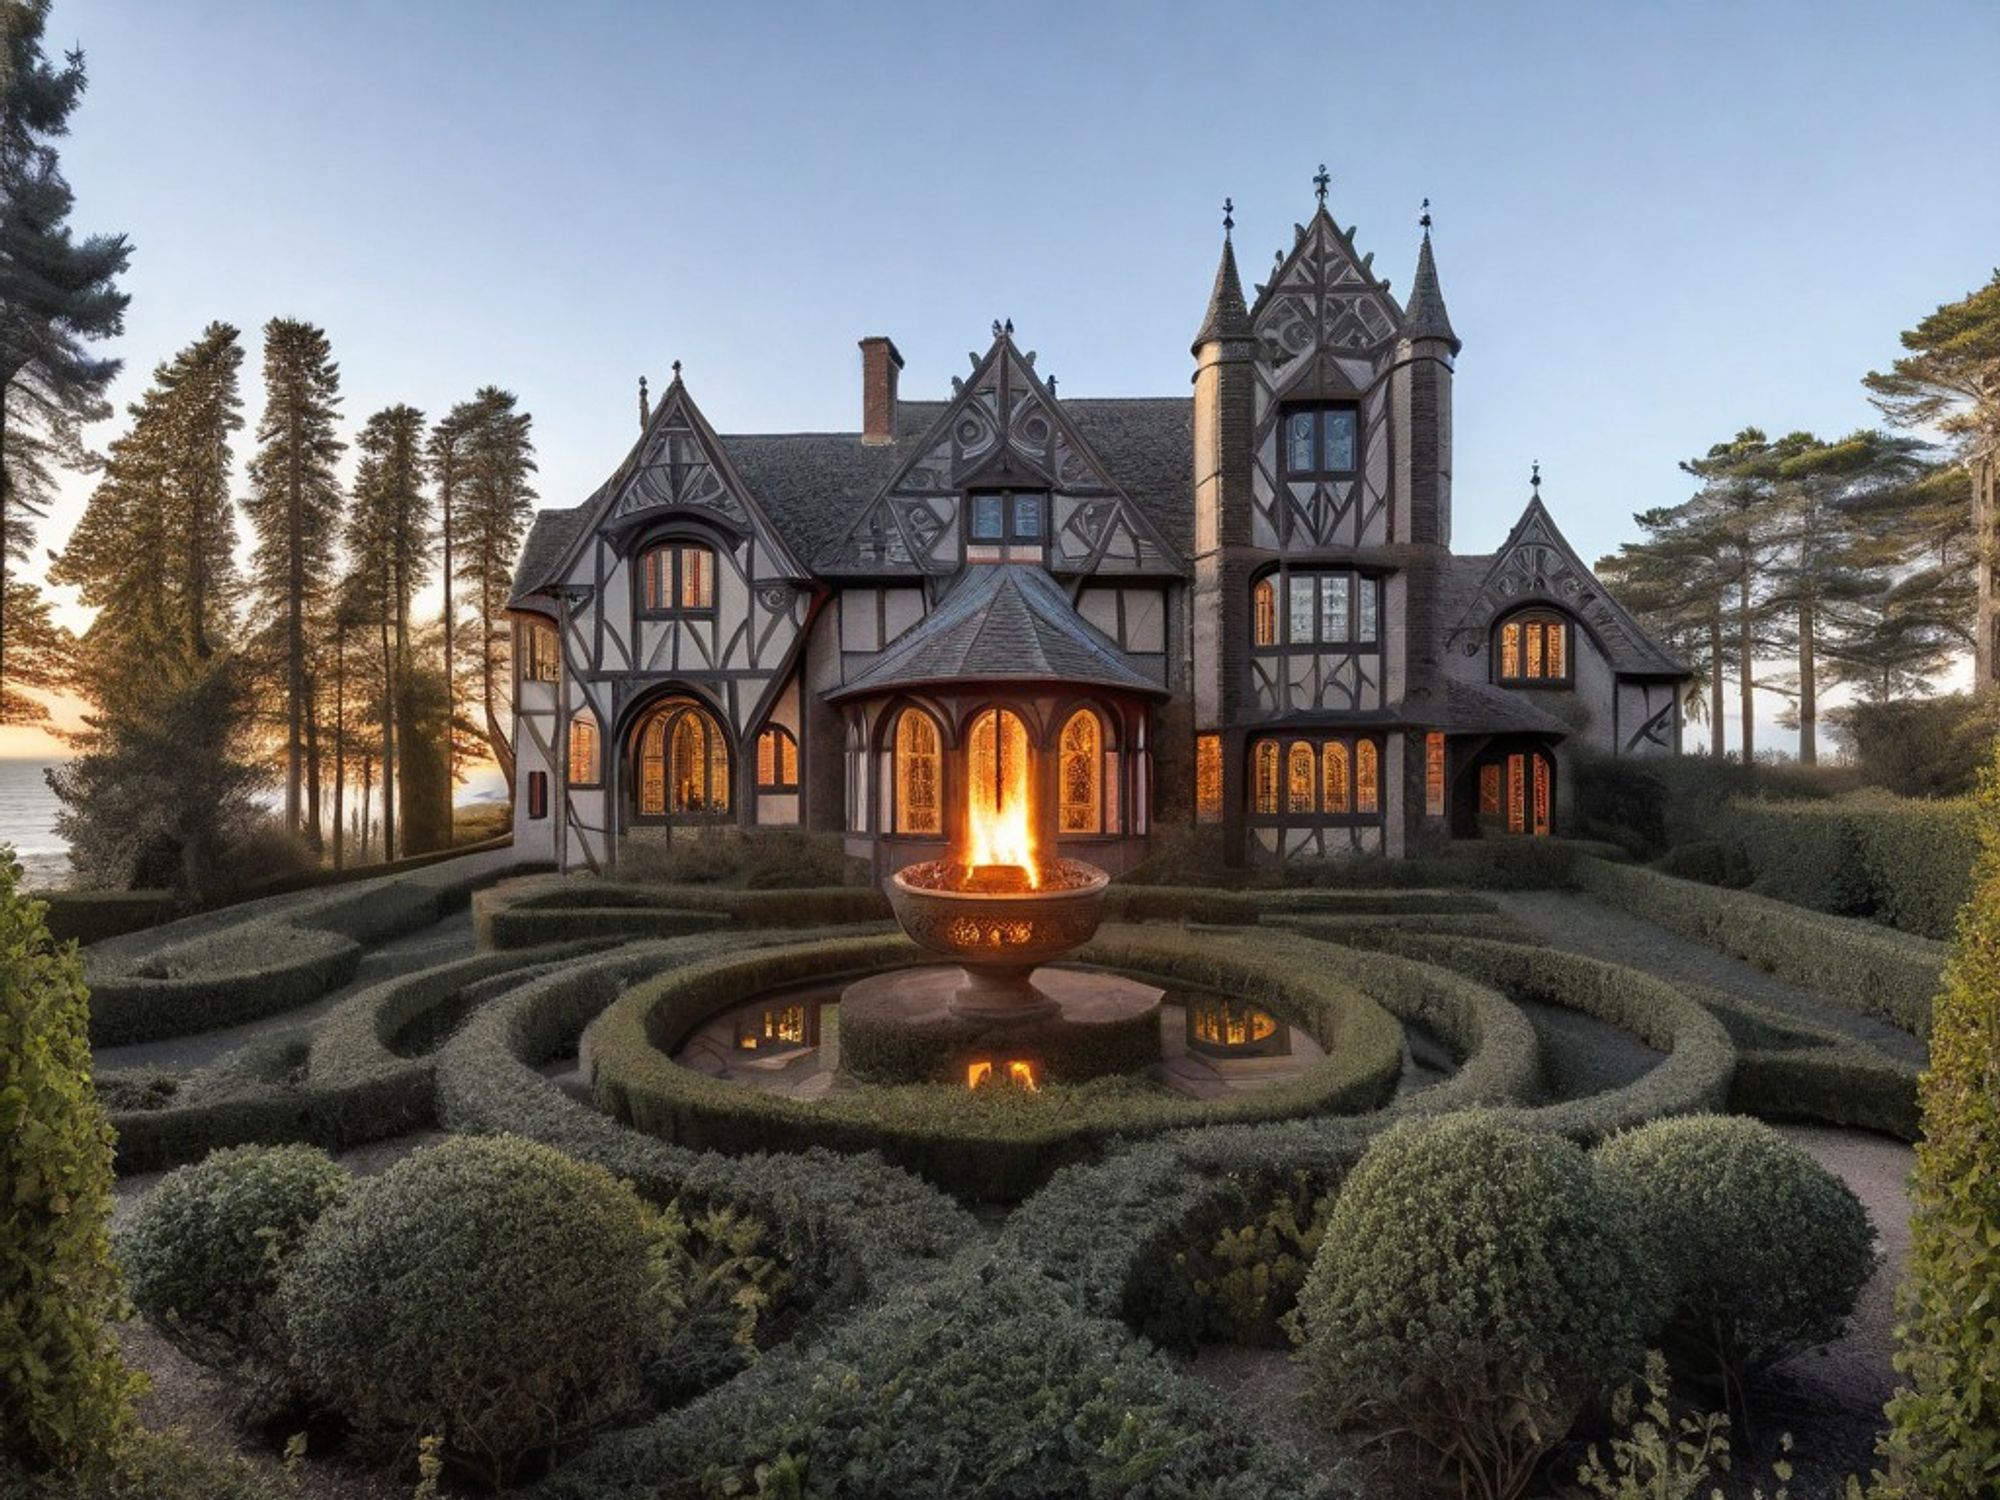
[1313, 164, 1330, 205]
[671, 359, 682, 379]
[1047, 373, 1057, 395]
[1531, 460, 1541, 494]
[1222, 196, 1234, 236]
[1420, 197, 1432, 235]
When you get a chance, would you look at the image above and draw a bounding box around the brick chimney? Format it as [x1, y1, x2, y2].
[859, 336, 903, 444]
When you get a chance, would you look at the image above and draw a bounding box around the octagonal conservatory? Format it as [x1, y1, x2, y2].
[827, 565, 1165, 878]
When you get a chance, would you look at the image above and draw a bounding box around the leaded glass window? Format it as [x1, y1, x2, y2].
[893, 711, 941, 834]
[635, 698, 729, 817]
[567, 711, 599, 786]
[1356, 740, 1379, 813]
[1253, 740, 1280, 815]
[1196, 735, 1223, 823]
[1280, 404, 1359, 479]
[1286, 742, 1316, 814]
[1058, 710, 1102, 834]
[1288, 576, 1315, 645]
[1320, 574, 1351, 643]
[1323, 741, 1351, 813]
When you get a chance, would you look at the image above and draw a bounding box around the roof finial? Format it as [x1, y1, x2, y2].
[1531, 460, 1542, 495]
[638, 374, 650, 430]
[671, 359, 682, 380]
[1420, 196, 1432, 236]
[1047, 373, 1057, 395]
[1222, 196, 1234, 237]
[1313, 164, 1330, 205]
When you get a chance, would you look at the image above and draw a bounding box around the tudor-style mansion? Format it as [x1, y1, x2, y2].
[507, 184, 1688, 874]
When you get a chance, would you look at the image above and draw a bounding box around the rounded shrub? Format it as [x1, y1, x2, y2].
[1295, 1112, 1652, 1500]
[121, 1144, 349, 1382]
[279, 1134, 661, 1488]
[1595, 1113, 1876, 1390]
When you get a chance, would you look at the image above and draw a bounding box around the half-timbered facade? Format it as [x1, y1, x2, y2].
[507, 183, 1687, 872]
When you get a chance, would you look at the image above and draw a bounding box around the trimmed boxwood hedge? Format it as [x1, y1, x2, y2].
[1728, 795, 1977, 939]
[474, 876, 891, 949]
[587, 926, 1409, 1201]
[35, 889, 176, 946]
[430, 934, 980, 1319]
[1579, 856, 1943, 1035]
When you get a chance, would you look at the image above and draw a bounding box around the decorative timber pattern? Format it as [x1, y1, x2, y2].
[834, 331, 1179, 576]
[1248, 210, 1402, 551]
[1250, 649, 1384, 716]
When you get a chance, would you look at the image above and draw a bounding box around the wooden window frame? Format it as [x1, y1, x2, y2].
[520, 621, 560, 684]
[1495, 610, 1575, 688]
[636, 541, 718, 619]
[1251, 569, 1382, 651]
[1247, 734, 1384, 825]
[965, 487, 1047, 547]
[567, 711, 601, 788]
[1279, 402, 1361, 482]
[631, 698, 732, 822]
[755, 726, 799, 792]
[526, 771, 549, 820]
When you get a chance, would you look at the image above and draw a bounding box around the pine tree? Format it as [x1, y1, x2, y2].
[243, 318, 343, 847]
[1598, 502, 1738, 757]
[1865, 271, 2000, 694]
[346, 404, 430, 862]
[0, 0, 130, 723]
[428, 400, 474, 793]
[1678, 429, 1786, 762]
[455, 387, 536, 789]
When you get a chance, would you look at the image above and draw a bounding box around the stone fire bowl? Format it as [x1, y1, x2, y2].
[886, 859, 1111, 1022]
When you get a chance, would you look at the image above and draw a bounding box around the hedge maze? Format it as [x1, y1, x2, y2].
[91, 857, 1936, 1498]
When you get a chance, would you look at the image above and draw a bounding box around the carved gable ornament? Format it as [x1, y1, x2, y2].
[612, 402, 751, 529]
[1253, 211, 1403, 394]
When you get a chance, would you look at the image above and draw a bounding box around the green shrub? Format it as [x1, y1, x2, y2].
[1294, 1112, 1652, 1500]
[0, 1428, 295, 1500]
[645, 1203, 790, 1406]
[0, 855, 143, 1471]
[1734, 800, 1874, 916]
[1191, 1171, 1336, 1347]
[280, 1134, 663, 1488]
[537, 1264, 1344, 1500]
[1653, 838, 1750, 887]
[1595, 1115, 1875, 1395]
[1843, 693, 1997, 798]
[1578, 857, 1943, 1035]
[1875, 745, 2000, 1499]
[120, 1145, 349, 1396]
[33, 890, 175, 946]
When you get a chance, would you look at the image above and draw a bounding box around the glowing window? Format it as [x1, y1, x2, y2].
[640, 543, 716, 613]
[1058, 710, 1102, 834]
[567, 711, 599, 786]
[1533, 752, 1552, 837]
[1507, 754, 1526, 834]
[756, 726, 798, 790]
[1252, 579, 1277, 647]
[521, 622, 559, 682]
[1498, 611, 1571, 684]
[1356, 740, 1380, 814]
[635, 698, 729, 816]
[1323, 740, 1351, 814]
[1425, 732, 1446, 817]
[1195, 735, 1223, 823]
[966, 708, 1031, 858]
[1286, 742, 1316, 815]
[893, 710, 942, 835]
[1480, 764, 1503, 816]
[1253, 740, 1280, 815]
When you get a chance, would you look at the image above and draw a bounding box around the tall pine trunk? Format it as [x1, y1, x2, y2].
[1798, 597, 1818, 765]
[1977, 451, 1998, 696]
[1738, 566, 1756, 764]
[1708, 611, 1726, 759]
[332, 629, 345, 871]
[378, 607, 396, 862]
[304, 679, 323, 850]
[285, 401, 304, 834]
[442, 473, 454, 793]
[359, 752, 373, 861]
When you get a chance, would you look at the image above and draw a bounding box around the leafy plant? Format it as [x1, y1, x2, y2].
[1570, 1351, 1796, 1500]
[1194, 1172, 1336, 1346]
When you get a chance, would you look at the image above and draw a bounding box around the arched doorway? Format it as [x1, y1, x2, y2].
[629, 695, 731, 820]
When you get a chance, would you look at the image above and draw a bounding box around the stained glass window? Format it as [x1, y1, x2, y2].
[1252, 579, 1277, 647]
[1196, 735, 1223, 823]
[1498, 611, 1570, 683]
[1288, 576, 1315, 646]
[1500, 621, 1522, 679]
[894, 711, 941, 834]
[1357, 577, 1378, 642]
[640, 544, 715, 612]
[522, 622, 559, 682]
[567, 712, 599, 786]
[1533, 753, 1552, 836]
[1322, 408, 1357, 472]
[1058, 710, 1102, 833]
[1425, 732, 1446, 817]
[1253, 740, 1280, 815]
[1281, 405, 1359, 478]
[1320, 573, 1351, 643]
[1507, 754, 1526, 834]
[1323, 740, 1351, 814]
[636, 698, 729, 816]
[1285, 411, 1315, 474]
[1479, 764, 1502, 816]
[969, 493, 1004, 541]
[1545, 621, 1566, 678]
[1356, 740, 1379, 813]
[1287, 742, 1316, 814]
[756, 727, 798, 789]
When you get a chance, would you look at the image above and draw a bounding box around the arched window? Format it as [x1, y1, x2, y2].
[567, 710, 600, 786]
[756, 726, 799, 790]
[634, 697, 729, 816]
[1058, 709, 1103, 834]
[1252, 740, 1280, 815]
[639, 542, 716, 614]
[521, 621, 559, 682]
[1356, 740, 1380, 813]
[893, 710, 942, 835]
[1323, 740, 1351, 814]
[1497, 610, 1571, 684]
[1286, 742, 1316, 815]
[1252, 578, 1277, 647]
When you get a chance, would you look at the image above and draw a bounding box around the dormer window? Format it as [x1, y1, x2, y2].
[1281, 404, 1359, 479]
[967, 488, 1045, 545]
[640, 542, 715, 614]
[1497, 609, 1572, 685]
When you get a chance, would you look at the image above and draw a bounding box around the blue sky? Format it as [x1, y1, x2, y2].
[17, 0, 2000, 755]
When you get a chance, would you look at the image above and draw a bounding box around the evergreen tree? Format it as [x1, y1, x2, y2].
[1678, 429, 1785, 762]
[455, 386, 536, 788]
[1598, 502, 1738, 757]
[243, 318, 343, 848]
[428, 400, 474, 792]
[0, 1, 130, 722]
[345, 404, 430, 861]
[1865, 271, 2000, 693]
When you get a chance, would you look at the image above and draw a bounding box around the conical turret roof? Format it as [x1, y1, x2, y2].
[1191, 235, 1252, 354]
[1405, 231, 1460, 353]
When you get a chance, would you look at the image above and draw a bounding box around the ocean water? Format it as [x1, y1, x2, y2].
[0, 757, 511, 891]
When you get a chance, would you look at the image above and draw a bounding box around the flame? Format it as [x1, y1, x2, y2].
[1007, 1060, 1038, 1091]
[967, 1059, 1040, 1092]
[966, 708, 1037, 886]
[967, 1060, 994, 1089]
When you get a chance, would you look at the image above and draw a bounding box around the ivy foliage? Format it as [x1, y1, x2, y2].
[1875, 746, 2000, 1499]
[0, 851, 143, 1471]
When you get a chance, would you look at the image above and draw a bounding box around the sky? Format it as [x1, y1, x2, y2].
[9, 0, 1999, 760]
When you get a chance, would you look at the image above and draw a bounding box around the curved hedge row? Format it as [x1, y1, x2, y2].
[474, 876, 891, 950]
[429, 934, 980, 1320]
[1578, 856, 1943, 1035]
[587, 925, 1410, 1201]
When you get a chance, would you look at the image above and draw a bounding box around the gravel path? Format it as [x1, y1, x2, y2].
[93, 910, 477, 1075]
[1490, 890, 1926, 1062]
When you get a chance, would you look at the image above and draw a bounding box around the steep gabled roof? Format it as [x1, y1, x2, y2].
[1449, 492, 1689, 677]
[826, 564, 1165, 700]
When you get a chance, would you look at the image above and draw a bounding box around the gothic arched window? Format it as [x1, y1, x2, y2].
[1323, 740, 1351, 814]
[1286, 742, 1316, 815]
[567, 710, 600, 787]
[756, 726, 799, 790]
[634, 697, 729, 816]
[1356, 739, 1380, 813]
[1252, 739, 1280, 815]
[892, 710, 942, 835]
[1252, 578, 1278, 647]
[1497, 609, 1572, 684]
[1058, 709, 1103, 834]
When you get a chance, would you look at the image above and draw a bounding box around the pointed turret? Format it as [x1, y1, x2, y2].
[1404, 210, 1460, 353]
[1192, 228, 1252, 354]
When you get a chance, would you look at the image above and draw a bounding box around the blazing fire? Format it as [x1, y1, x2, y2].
[967, 1059, 1040, 1091]
[965, 708, 1038, 887]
